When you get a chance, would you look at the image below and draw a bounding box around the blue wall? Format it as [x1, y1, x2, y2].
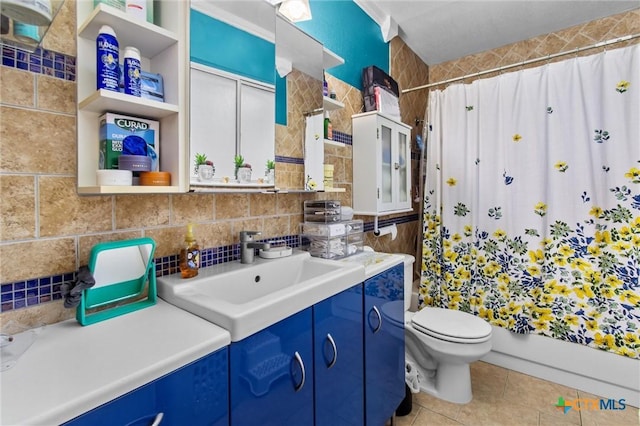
[296, 0, 388, 89]
[190, 9, 275, 85]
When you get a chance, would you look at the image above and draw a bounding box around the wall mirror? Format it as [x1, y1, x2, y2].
[189, 1, 276, 189]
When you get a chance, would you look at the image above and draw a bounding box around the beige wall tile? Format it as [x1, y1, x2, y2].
[215, 193, 250, 219]
[249, 193, 276, 216]
[0, 107, 76, 174]
[0, 238, 76, 282]
[231, 218, 264, 242]
[0, 175, 36, 240]
[39, 176, 113, 236]
[37, 75, 76, 114]
[263, 215, 291, 240]
[115, 194, 170, 229]
[0, 300, 74, 329]
[0, 67, 34, 107]
[276, 193, 303, 214]
[171, 193, 215, 224]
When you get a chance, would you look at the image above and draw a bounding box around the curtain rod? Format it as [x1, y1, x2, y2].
[402, 34, 640, 94]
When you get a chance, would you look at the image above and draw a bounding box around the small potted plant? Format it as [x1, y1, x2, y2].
[265, 159, 275, 184]
[234, 155, 252, 183]
[194, 153, 214, 181]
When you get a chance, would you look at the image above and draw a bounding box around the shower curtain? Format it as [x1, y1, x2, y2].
[420, 44, 639, 359]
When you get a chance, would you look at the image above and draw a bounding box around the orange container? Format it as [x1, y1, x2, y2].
[139, 171, 171, 186]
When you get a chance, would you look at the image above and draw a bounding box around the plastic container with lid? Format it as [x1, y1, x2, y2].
[139, 171, 171, 186]
[123, 46, 141, 97]
[118, 154, 151, 171]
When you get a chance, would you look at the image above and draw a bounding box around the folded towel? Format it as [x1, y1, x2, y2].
[60, 266, 95, 308]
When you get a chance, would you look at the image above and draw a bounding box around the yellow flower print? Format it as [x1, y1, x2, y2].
[443, 240, 451, 249]
[584, 270, 602, 284]
[558, 245, 574, 257]
[497, 282, 509, 293]
[624, 167, 640, 183]
[601, 286, 615, 298]
[574, 284, 595, 299]
[526, 265, 541, 276]
[616, 80, 630, 93]
[554, 161, 568, 172]
[446, 177, 457, 186]
[534, 202, 547, 216]
[632, 216, 640, 231]
[605, 275, 623, 288]
[444, 250, 458, 262]
[540, 237, 553, 247]
[624, 333, 640, 346]
[493, 229, 507, 239]
[589, 206, 603, 217]
[452, 233, 462, 242]
[476, 255, 487, 266]
[585, 320, 599, 332]
[461, 254, 472, 264]
[540, 294, 554, 304]
[621, 290, 639, 305]
[528, 249, 544, 264]
[619, 347, 637, 358]
[544, 279, 557, 291]
[594, 333, 617, 350]
[498, 273, 511, 285]
[553, 285, 571, 297]
[553, 255, 568, 267]
[595, 230, 612, 245]
[512, 133, 523, 142]
[612, 240, 631, 252]
[587, 245, 601, 256]
[464, 225, 473, 237]
[565, 315, 579, 326]
[588, 310, 602, 319]
[632, 235, 640, 248]
[570, 258, 592, 272]
[479, 307, 495, 321]
[483, 261, 501, 277]
[618, 226, 631, 238]
[533, 319, 549, 332]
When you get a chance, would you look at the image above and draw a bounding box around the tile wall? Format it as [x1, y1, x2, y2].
[0, 1, 425, 327]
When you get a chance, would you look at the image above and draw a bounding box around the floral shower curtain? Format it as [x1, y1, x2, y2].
[420, 44, 639, 359]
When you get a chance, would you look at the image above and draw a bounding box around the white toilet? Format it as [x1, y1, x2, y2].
[401, 255, 493, 404]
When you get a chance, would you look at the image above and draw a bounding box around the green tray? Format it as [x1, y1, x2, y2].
[77, 237, 157, 326]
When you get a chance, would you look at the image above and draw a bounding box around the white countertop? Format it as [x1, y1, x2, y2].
[0, 299, 231, 426]
[340, 251, 405, 279]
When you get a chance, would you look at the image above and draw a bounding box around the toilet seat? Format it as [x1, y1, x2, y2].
[411, 307, 492, 343]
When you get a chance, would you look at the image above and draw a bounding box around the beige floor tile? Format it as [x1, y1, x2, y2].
[456, 395, 540, 426]
[395, 407, 420, 426]
[539, 411, 582, 426]
[413, 391, 462, 420]
[411, 407, 463, 425]
[470, 361, 509, 400]
[578, 390, 640, 426]
[503, 370, 581, 424]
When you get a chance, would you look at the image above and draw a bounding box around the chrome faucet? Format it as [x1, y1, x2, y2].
[239, 231, 270, 264]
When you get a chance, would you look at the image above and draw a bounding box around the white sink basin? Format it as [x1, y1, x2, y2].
[157, 251, 365, 341]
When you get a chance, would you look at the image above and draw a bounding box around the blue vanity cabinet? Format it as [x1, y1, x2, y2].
[313, 284, 364, 426]
[363, 263, 405, 425]
[229, 308, 314, 426]
[64, 348, 229, 426]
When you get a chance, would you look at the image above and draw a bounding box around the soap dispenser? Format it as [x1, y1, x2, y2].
[180, 223, 200, 278]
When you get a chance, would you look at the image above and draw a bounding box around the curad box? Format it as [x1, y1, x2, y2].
[99, 113, 159, 171]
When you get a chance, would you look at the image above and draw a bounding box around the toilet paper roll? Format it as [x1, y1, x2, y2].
[374, 223, 397, 240]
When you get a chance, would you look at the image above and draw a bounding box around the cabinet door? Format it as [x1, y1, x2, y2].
[364, 263, 405, 425]
[378, 118, 395, 212]
[230, 308, 314, 426]
[314, 284, 364, 426]
[395, 124, 412, 211]
[64, 349, 229, 426]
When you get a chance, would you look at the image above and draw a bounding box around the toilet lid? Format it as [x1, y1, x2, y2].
[411, 307, 492, 343]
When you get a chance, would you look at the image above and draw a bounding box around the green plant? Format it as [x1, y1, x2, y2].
[234, 155, 251, 170]
[194, 153, 214, 174]
[266, 159, 276, 171]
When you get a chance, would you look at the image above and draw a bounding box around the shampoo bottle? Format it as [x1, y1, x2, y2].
[180, 223, 200, 278]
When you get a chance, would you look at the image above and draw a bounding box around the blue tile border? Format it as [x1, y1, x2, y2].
[1, 43, 75, 81]
[0, 220, 419, 313]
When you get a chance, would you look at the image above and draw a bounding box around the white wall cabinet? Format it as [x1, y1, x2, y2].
[76, 2, 188, 194]
[352, 112, 412, 215]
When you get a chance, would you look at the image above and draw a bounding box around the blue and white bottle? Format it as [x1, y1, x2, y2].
[96, 25, 119, 91]
[123, 46, 141, 97]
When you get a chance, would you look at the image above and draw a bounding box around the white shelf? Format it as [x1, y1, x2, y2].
[323, 47, 344, 70]
[323, 96, 344, 111]
[78, 185, 181, 194]
[79, 90, 179, 118]
[78, 3, 178, 58]
[324, 139, 345, 147]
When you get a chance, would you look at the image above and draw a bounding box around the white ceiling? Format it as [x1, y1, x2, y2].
[355, 1, 639, 65]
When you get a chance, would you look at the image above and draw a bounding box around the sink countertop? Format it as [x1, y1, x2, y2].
[0, 299, 231, 426]
[340, 251, 405, 279]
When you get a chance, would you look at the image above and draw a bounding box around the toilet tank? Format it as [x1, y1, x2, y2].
[402, 254, 415, 311]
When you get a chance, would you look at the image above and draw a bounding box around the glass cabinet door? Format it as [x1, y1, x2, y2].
[397, 129, 408, 206]
[380, 123, 393, 208]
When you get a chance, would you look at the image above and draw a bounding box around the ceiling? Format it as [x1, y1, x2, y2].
[354, 1, 639, 65]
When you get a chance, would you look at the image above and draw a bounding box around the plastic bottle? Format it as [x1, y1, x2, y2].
[324, 112, 333, 140]
[180, 223, 200, 278]
[123, 46, 141, 97]
[96, 25, 119, 92]
[322, 72, 328, 97]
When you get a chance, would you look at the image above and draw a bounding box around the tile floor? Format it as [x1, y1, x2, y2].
[395, 361, 639, 426]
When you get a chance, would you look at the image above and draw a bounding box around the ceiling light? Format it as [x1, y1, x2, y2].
[279, 0, 312, 23]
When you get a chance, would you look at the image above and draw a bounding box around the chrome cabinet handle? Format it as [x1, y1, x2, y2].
[293, 351, 306, 392]
[326, 333, 338, 369]
[370, 305, 382, 334]
[151, 413, 164, 426]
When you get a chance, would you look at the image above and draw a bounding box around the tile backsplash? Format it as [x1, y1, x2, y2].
[1, 44, 75, 81]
